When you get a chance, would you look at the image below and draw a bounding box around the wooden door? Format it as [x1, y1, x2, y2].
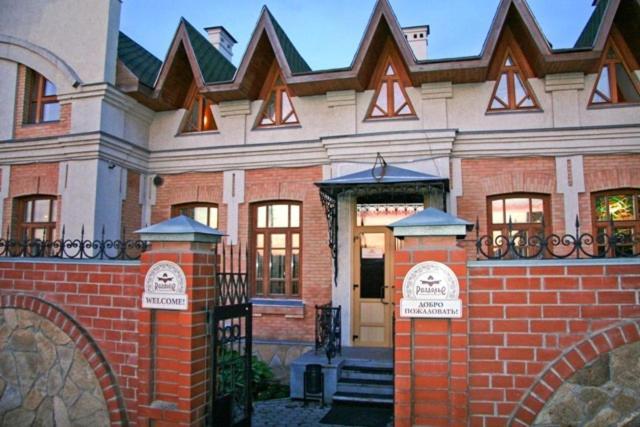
[352, 228, 394, 347]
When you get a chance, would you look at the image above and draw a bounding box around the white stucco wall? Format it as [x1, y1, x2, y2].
[0, 0, 121, 85]
[0, 59, 17, 141]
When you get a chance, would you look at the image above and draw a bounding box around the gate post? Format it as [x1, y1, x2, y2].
[389, 208, 472, 427]
[135, 216, 223, 427]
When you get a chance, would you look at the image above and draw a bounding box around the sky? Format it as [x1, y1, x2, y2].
[120, 1, 596, 70]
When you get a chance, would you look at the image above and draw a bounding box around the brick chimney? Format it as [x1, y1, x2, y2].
[402, 25, 429, 61]
[204, 26, 237, 62]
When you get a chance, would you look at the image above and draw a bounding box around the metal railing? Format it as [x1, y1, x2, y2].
[215, 241, 249, 306]
[315, 303, 341, 363]
[0, 226, 147, 260]
[476, 216, 640, 260]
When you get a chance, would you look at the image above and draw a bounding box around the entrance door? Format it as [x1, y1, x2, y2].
[352, 228, 394, 347]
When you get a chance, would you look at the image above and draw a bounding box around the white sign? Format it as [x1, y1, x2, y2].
[400, 261, 462, 318]
[142, 261, 188, 310]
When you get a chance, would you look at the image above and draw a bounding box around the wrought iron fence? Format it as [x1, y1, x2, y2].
[0, 226, 147, 260]
[215, 241, 249, 306]
[476, 216, 640, 260]
[315, 303, 341, 363]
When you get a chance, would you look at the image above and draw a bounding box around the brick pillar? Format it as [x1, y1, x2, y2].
[135, 217, 222, 427]
[390, 208, 471, 427]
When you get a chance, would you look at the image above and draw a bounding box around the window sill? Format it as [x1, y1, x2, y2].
[20, 120, 61, 127]
[251, 298, 304, 318]
[175, 130, 220, 137]
[485, 108, 543, 115]
[252, 124, 302, 131]
[587, 102, 640, 110]
[363, 115, 419, 123]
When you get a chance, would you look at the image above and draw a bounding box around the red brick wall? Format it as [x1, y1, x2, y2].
[467, 261, 640, 426]
[0, 259, 141, 425]
[2, 162, 60, 237]
[241, 166, 331, 342]
[13, 65, 71, 140]
[121, 170, 142, 240]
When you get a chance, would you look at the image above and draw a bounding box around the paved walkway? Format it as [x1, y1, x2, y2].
[252, 398, 393, 427]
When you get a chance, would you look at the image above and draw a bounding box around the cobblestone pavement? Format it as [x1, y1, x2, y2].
[252, 398, 393, 427]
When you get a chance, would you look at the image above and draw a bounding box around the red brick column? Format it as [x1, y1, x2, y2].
[137, 240, 216, 427]
[394, 235, 469, 427]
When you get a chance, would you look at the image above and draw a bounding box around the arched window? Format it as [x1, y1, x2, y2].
[592, 189, 640, 256]
[588, 38, 640, 106]
[16, 196, 57, 240]
[487, 193, 550, 256]
[256, 62, 299, 128]
[171, 203, 218, 228]
[366, 56, 416, 119]
[487, 49, 540, 112]
[251, 201, 301, 297]
[24, 68, 60, 123]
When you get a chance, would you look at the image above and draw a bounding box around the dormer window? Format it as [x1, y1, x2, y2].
[487, 50, 540, 112]
[181, 91, 216, 133]
[588, 39, 640, 106]
[256, 63, 299, 128]
[366, 57, 416, 119]
[24, 68, 60, 124]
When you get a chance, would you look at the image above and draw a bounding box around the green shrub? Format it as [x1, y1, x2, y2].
[217, 349, 289, 401]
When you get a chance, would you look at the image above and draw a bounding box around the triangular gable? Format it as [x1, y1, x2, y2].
[225, 7, 311, 99]
[153, 18, 236, 106]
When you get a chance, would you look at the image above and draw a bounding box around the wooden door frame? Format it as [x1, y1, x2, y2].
[352, 225, 395, 348]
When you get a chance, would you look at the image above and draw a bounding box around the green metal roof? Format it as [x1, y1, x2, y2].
[574, 0, 609, 48]
[181, 18, 237, 83]
[117, 32, 162, 87]
[266, 10, 312, 74]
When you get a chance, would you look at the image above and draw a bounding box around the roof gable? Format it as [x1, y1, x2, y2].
[117, 31, 162, 88]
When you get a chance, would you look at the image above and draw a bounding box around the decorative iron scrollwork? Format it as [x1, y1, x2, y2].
[315, 303, 341, 364]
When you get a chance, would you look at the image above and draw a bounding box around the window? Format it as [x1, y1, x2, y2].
[256, 62, 299, 127]
[17, 196, 57, 240]
[487, 194, 549, 256]
[588, 39, 640, 106]
[181, 94, 216, 133]
[487, 50, 540, 112]
[24, 68, 60, 123]
[171, 203, 218, 228]
[366, 57, 416, 119]
[592, 190, 640, 256]
[251, 202, 301, 298]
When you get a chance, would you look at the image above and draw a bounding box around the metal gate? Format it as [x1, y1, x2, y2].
[209, 243, 252, 427]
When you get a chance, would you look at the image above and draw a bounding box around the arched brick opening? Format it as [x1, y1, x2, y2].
[509, 320, 640, 426]
[0, 293, 129, 425]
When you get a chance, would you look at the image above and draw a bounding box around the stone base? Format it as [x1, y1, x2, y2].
[289, 350, 343, 405]
[253, 340, 314, 384]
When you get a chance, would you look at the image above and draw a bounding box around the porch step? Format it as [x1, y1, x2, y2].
[333, 362, 394, 405]
[332, 391, 393, 405]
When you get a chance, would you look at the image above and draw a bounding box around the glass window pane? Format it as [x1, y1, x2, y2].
[398, 105, 411, 115]
[608, 194, 635, 221]
[292, 249, 300, 279]
[256, 234, 264, 248]
[209, 207, 218, 228]
[270, 247, 286, 294]
[201, 101, 215, 131]
[42, 102, 60, 122]
[595, 66, 611, 100]
[290, 205, 300, 227]
[33, 228, 46, 240]
[51, 200, 57, 224]
[260, 93, 276, 125]
[268, 205, 289, 227]
[43, 79, 57, 96]
[193, 207, 209, 225]
[183, 102, 198, 132]
[281, 91, 292, 117]
[376, 82, 388, 113]
[393, 82, 406, 113]
[385, 64, 394, 76]
[24, 201, 33, 223]
[292, 233, 300, 249]
[615, 63, 640, 103]
[257, 206, 267, 228]
[271, 233, 286, 249]
[491, 199, 504, 224]
[371, 106, 385, 117]
[495, 73, 508, 104]
[505, 198, 529, 223]
[504, 56, 513, 66]
[33, 199, 51, 222]
[530, 199, 544, 223]
[514, 73, 527, 104]
[595, 196, 608, 221]
[255, 249, 264, 294]
[520, 97, 534, 107]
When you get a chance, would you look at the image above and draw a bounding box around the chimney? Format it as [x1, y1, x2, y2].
[204, 26, 237, 62]
[402, 25, 429, 61]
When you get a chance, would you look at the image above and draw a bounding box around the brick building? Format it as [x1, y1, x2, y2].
[0, 0, 639, 426]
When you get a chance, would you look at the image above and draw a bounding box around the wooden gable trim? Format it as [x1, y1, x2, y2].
[487, 26, 536, 80]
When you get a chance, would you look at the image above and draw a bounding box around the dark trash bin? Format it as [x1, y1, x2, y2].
[303, 364, 324, 407]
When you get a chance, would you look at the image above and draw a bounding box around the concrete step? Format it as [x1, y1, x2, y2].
[339, 364, 393, 381]
[332, 391, 393, 405]
[336, 377, 393, 396]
